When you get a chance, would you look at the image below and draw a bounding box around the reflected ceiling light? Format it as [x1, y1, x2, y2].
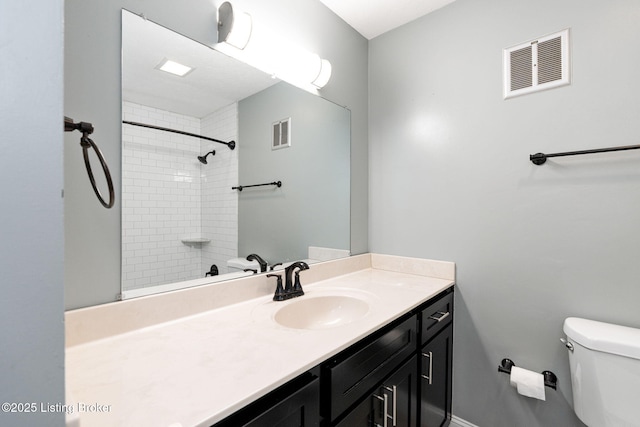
[216, 1, 332, 89]
[217, 1, 252, 50]
[156, 58, 193, 77]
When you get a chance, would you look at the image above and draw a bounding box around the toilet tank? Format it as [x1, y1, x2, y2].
[563, 317, 640, 427]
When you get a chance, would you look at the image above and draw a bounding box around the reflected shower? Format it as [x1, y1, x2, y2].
[197, 150, 216, 164]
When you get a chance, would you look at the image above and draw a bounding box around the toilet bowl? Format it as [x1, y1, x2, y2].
[563, 317, 640, 427]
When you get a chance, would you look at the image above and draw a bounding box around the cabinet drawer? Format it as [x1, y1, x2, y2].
[420, 291, 453, 345]
[326, 316, 416, 421]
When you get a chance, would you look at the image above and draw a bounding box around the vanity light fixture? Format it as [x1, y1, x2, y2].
[217, 1, 252, 50]
[313, 58, 332, 89]
[156, 58, 193, 77]
[216, 1, 332, 89]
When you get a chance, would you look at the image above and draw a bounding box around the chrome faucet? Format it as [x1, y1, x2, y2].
[268, 261, 309, 301]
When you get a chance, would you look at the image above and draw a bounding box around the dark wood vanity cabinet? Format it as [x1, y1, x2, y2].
[213, 287, 454, 427]
[326, 288, 453, 427]
[420, 292, 454, 427]
[212, 370, 320, 427]
[334, 355, 418, 427]
[420, 325, 453, 427]
[324, 316, 417, 422]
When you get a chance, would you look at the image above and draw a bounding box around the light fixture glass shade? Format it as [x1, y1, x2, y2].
[215, 2, 332, 90]
[312, 59, 332, 88]
[266, 47, 332, 89]
[218, 1, 252, 50]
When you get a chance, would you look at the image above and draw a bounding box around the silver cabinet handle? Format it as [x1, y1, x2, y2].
[373, 392, 389, 427]
[421, 351, 433, 385]
[428, 311, 450, 323]
[384, 385, 397, 426]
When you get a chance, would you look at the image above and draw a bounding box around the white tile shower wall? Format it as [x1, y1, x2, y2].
[122, 102, 203, 290]
[200, 103, 239, 275]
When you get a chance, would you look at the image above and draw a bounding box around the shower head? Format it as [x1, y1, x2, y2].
[197, 150, 216, 164]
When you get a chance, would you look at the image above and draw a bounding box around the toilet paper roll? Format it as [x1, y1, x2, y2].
[510, 366, 546, 401]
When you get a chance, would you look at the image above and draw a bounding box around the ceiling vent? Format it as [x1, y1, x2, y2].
[503, 29, 570, 99]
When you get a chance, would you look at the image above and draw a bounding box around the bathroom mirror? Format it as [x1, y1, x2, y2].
[121, 10, 350, 298]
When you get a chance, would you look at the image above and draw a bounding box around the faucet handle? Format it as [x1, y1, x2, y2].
[292, 271, 305, 295]
[270, 262, 283, 271]
[205, 264, 219, 277]
[267, 274, 286, 301]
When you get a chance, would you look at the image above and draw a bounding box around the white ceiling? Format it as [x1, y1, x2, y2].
[317, 0, 456, 39]
[121, 1, 457, 118]
[122, 10, 278, 118]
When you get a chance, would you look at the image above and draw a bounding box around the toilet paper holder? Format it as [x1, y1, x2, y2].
[498, 358, 557, 390]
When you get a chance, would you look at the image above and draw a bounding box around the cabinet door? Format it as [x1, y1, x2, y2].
[420, 325, 452, 427]
[243, 381, 318, 427]
[335, 355, 417, 427]
[334, 395, 373, 427]
[214, 376, 319, 427]
[379, 354, 417, 427]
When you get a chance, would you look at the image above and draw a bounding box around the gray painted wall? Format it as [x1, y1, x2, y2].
[369, 0, 640, 425]
[238, 83, 350, 263]
[64, 0, 368, 309]
[0, 1, 65, 426]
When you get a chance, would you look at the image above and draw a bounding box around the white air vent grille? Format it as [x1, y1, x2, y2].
[504, 29, 570, 99]
[510, 46, 533, 91]
[272, 118, 291, 150]
[537, 36, 563, 84]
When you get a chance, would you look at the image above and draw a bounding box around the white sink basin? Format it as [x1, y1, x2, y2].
[274, 295, 370, 330]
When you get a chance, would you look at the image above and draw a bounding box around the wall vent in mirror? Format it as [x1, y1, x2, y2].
[503, 28, 570, 99]
[272, 117, 291, 150]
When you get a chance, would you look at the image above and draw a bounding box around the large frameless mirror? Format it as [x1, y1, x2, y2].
[120, 10, 350, 299]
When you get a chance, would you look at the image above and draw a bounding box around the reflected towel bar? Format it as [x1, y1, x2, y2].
[232, 181, 282, 191]
[123, 120, 236, 150]
[530, 144, 640, 165]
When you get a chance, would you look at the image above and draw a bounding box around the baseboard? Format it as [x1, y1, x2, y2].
[450, 414, 480, 427]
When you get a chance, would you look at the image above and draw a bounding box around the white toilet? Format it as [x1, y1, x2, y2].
[226, 257, 260, 274]
[563, 317, 640, 427]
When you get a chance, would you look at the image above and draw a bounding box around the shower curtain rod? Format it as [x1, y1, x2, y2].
[122, 120, 236, 150]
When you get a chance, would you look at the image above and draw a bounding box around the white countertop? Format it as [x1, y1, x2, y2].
[65, 257, 454, 427]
